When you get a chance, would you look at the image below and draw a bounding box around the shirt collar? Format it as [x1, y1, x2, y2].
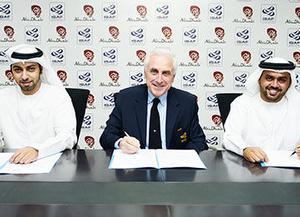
[147, 90, 168, 106]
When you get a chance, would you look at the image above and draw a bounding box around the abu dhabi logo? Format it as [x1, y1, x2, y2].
[209, 3, 223, 21]
[102, 92, 115, 109]
[179, 50, 200, 67]
[130, 72, 144, 86]
[0, 48, 9, 65]
[77, 26, 92, 44]
[99, 26, 120, 43]
[130, 27, 145, 45]
[1, 25, 15, 42]
[0, 3, 11, 20]
[206, 27, 226, 44]
[258, 27, 278, 45]
[206, 135, 220, 147]
[204, 71, 224, 88]
[293, 51, 300, 65]
[22, 4, 43, 21]
[207, 49, 223, 67]
[288, 28, 300, 46]
[99, 70, 121, 87]
[75, 49, 95, 66]
[74, 4, 95, 21]
[136, 50, 146, 63]
[234, 71, 248, 89]
[211, 114, 222, 127]
[50, 47, 65, 65]
[102, 47, 118, 65]
[46, 26, 67, 42]
[127, 5, 148, 22]
[206, 93, 218, 109]
[285, 7, 300, 24]
[0, 69, 16, 87]
[181, 72, 197, 89]
[261, 4, 276, 22]
[180, 5, 201, 22]
[235, 27, 251, 45]
[87, 93, 95, 109]
[183, 27, 198, 44]
[231, 50, 252, 67]
[233, 6, 254, 23]
[78, 70, 93, 87]
[259, 49, 274, 61]
[25, 26, 40, 44]
[156, 4, 170, 20]
[102, 2, 117, 20]
[56, 70, 68, 86]
[82, 114, 93, 130]
[49, 2, 64, 20]
[84, 136, 95, 148]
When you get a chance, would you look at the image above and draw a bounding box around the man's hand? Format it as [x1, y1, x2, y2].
[119, 136, 140, 154]
[243, 147, 269, 163]
[9, 147, 38, 164]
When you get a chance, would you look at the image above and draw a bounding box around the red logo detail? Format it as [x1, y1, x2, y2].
[266, 28, 277, 41]
[56, 26, 66, 39]
[83, 4, 94, 17]
[5, 69, 14, 82]
[243, 6, 253, 19]
[136, 50, 146, 62]
[109, 70, 119, 83]
[85, 136, 95, 148]
[161, 26, 172, 39]
[295, 7, 300, 19]
[84, 49, 94, 62]
[190, 5, 200, 19]
[108, 26, 119, 39]
[189, 50, 199, 63]
[31, 4, 42, 18]
[57, 70, 67, 82]
[212, 114, 222, 126]
[293, 51, 300, 64]
[215, 27, 225, 40]
[87, 93, 95, 106]
[213, 71, 224, 84]
[137, 5, 147, 18]
[241, 50, 251, 64]
[4, 26, 14, 39]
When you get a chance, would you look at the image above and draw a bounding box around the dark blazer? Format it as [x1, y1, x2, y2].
[100, 84, 208, 152]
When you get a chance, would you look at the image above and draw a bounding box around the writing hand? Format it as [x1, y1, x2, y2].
[9, 146, 38, 164]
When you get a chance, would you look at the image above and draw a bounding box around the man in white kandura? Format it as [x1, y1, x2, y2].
[0, 44, 76, 164]
[223, 57, 300, 163]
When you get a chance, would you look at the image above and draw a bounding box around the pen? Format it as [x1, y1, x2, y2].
[290, 151, 296, 156]
[124, 131, 130, 137]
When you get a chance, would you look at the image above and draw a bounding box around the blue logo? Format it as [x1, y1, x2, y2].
[260, 50, 273, 61]
[131, 28, 144, 39]
[184, 28, 197, 39]
[78, 27, 91, 39]
[103, 49, 116, 60]
[103, 4, 116, 15]
[235, 73, 247, 83]
[130, 72, 144, 83]
[206, 136, 219, 146]
[236, 29, 250, 40]
[289, 30, 300, 41]
[183, 73, 196, 83]
[207, 94, 218, 104]
[50, 4, 64, 15]
[262, 6, 275, 17]
[210, 5, 223, 16]
[208, 50, 221, 61]
[0, 3, 11, 16]
[103, 93, 115, 103]
[79, 71, 92, 83]
[25, 28, 39, 38]
[51, 49, 64, 59]
[156, 5, 169, 16]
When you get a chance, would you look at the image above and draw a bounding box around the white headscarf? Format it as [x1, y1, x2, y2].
[5, 44, 62, 87]
[245, 57, 297, 99]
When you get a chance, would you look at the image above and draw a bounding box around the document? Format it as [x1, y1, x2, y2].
[260, 150, 300, 168]
[109, 149, 206, 169]
[0, 152, 62, 174]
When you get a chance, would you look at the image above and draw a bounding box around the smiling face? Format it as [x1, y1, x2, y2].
[11, 61, 42, 95]
[259, 70, 291, 102]
[144, 54, 175, 98]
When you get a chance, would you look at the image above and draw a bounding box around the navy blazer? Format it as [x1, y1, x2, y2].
[100, 84, 208, 152]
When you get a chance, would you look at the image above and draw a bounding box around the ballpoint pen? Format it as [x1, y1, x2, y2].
[290, 150, 296, 156]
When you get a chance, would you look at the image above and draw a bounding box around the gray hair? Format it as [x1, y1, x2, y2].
[144, 48, 177, 74]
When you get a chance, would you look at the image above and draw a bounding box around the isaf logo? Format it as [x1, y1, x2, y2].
[156, 4, 170, 19]
[102, 3, 117, 20]
[241, 50, 251, 64]
[136, 50, 146, 62]
[288, 29, 300, 46]
[102, 47, 117, 65]
[50, 2, 64, 20]
[243, 6, 253, 19]
[78, 70, 92, 87]
[183, 27, 198, 44]
[235, 28, 251, 45]
[190, 5, 200, 19]
[209, 4, 223, 21]
[234, 71, 248, 89]
[130, 27, 145, 44]
[206, 93, 218, 109]
[206, 135, 220, 147]
[82, 114, 93, 130]
[84, 5, 94, 18]
[130, 72, 144, 86]
[25, 26, 40, 44]
[0, 49, 9, 65]
[84, 136, 95, 148]
[260, 49, 274, 61]
[137, 5, 147, 18]
[182, 72, 197, 89]
[102, 92, 115, 109]
[261, 4, 276, 22]
[0, 3, 11, 20]
[50, 47, 65, 65]
[77, 26, 92, 44]
[207, 49, 223, 66]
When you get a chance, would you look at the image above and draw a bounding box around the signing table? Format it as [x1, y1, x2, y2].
[0, 150, 300, 217]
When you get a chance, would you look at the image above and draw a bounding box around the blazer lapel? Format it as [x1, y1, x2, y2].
[166, 88, 180, 148]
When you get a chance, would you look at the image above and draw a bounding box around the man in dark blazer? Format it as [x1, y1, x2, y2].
[100, 49, 207, 153]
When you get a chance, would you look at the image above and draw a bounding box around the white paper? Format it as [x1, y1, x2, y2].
[0, 152, 62, 174]
[109, 149, 206, 169]
[261, 150, 300, 168]
[0, 153, 13, 169]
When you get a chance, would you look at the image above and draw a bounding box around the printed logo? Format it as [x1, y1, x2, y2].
[50, 47, 65, 65]
[233, 71, 248, 89]
[207, 48, 223, 67]
[204, 71, 224, 88]
[102, 47, 118, 65]
[261, 4, 276, 22]
[49, 2, 64, 20]
[87, 93, 95, 109]
[189, 50, 199, 63]
[233, 6, 254, 23]
[77, 26, 92, 44]
[56, 25, 67, 39]
[209, 3, 224, 22]
[162, 26, 172, 40]
[82, 114, 93, 130]
[109, 26, 119, 39]
[130, 27, 145, 45]
[179, 50, 200, 67]
[295, 72, 300, 89]
[84, 136, 95, 148]
[211, 114, 222, 127]
[180, 5, 201, 22]
[231, 50, 252, 67]
[288, 28, 300, 46]
[31, 4, 42, 18]
[24, 26, 40, 44]
[3, 25, 15, 41]
[56, 69, 68, 86]
[259, 49, 274, 61]
[5, 69, 14, 82]
[183, 27, 198, 44]
[84, 4, 94, 18]
[293, 51, 300, 65]
[0, 68, 16, 86]
[99, 70, 121, 87]
[137, 5, 147, 18]
[0, 2, 12, 20]
[285, 7, 300, 24]
[257, 27, 278, 45]
[136, 49, 146, 63]
[296, 7, 300, 19]
[129, 71, 144, 86]
[102, 2, 117, 20]
[156, 4, 170, 20]
[84, 49, 94, 62]
[78, 70, 93, 87]
[0, 47, 9, 65]
[215, 27, 225, 40]
[181, 71, 197, 89]
[206, 134, 220, 147]
[206, 92, 218, 109]
[235, 27, 251, 46]
[102, 92, 115, 109]
[205, 27, 226, 44]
